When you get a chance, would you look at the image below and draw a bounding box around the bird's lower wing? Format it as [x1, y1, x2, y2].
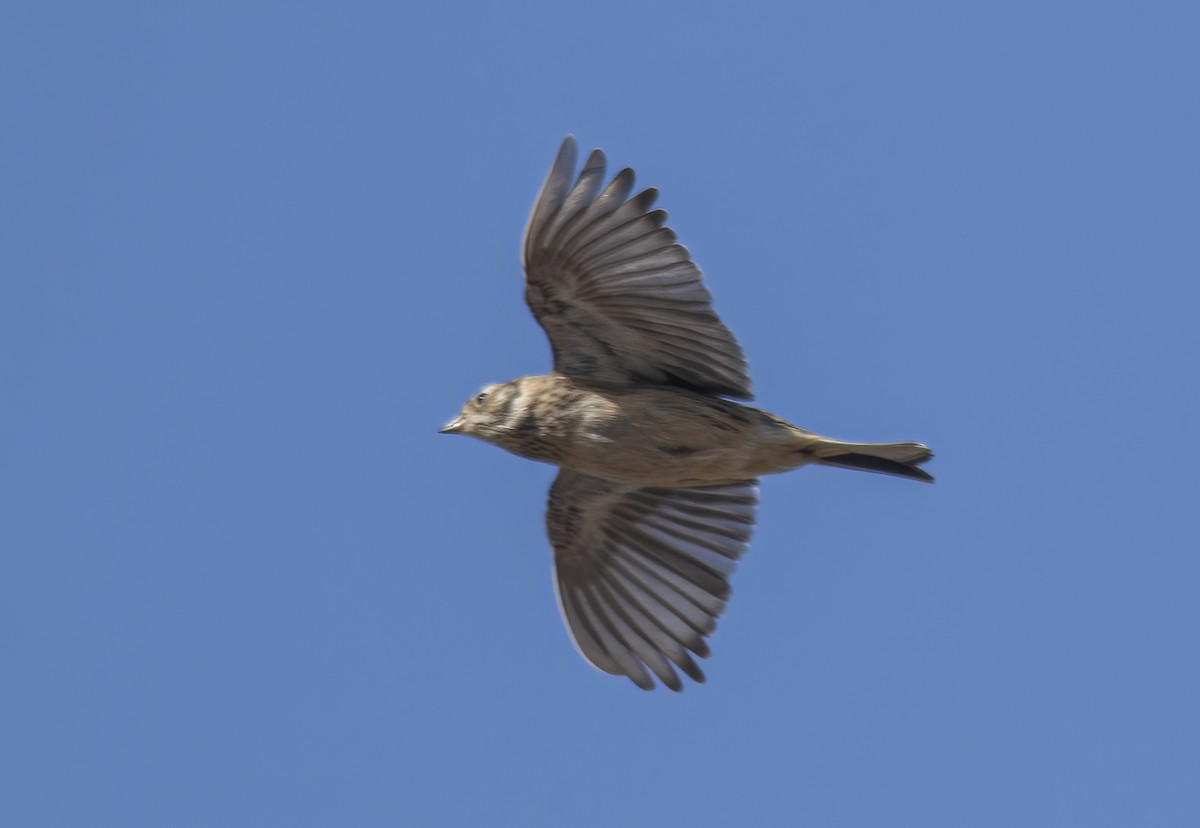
[546, 469, 759, 691]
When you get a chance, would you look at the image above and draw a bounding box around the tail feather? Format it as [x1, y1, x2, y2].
[812, 440, 934, 483]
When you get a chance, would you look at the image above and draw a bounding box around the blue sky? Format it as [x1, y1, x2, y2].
[3, 1, 1198, 825]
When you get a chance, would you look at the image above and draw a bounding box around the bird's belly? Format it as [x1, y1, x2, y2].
[575, 443, 757, 486]
[561, 404, 771, 486]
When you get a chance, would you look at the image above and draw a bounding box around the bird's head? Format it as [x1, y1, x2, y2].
[439, 380, 523, 445]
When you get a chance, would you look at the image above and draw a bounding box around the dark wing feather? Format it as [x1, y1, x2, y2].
[546, 469, 759, 691]
[523, 136, 752, 400]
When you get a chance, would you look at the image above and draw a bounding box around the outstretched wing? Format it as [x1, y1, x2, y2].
[546, 469, 759, 691]
[522, 136, 752, 400]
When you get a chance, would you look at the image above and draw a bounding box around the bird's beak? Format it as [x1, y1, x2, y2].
[439, 415, 466, 434]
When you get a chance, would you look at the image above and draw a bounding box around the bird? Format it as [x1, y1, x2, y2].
[440, 136, 933, 691]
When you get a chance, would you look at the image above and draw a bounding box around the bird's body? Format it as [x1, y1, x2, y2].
[442, 136, 933, 691]
[451, 372, 930, 487]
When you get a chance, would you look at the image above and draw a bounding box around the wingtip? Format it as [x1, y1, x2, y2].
[549, 135, 578, 176]
[629, 672, 656, 691]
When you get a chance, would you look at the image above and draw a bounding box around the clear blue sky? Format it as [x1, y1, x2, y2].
[4, 2, 1198, 825]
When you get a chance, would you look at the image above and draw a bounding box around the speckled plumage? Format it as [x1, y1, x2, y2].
[442, 137, 934, 691]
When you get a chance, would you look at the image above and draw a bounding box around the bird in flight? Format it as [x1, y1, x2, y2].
[441, 136, 933, 690]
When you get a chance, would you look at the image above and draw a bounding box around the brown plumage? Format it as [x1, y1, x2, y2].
[441, 136, 933, 691]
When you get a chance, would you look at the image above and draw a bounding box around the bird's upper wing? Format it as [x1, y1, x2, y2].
[546, 469, 759, 691]
[522, 136, 753, 400]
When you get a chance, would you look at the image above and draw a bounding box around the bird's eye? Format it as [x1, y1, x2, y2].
[474, 392, 488, 406]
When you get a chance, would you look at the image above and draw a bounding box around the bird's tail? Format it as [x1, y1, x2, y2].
[809, 439, 934, 483]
